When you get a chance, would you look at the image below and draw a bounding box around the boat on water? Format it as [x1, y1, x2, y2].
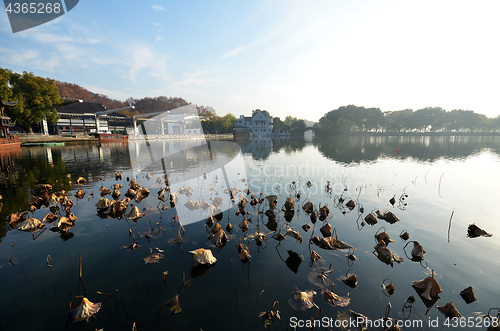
[21, 142, 65, 147]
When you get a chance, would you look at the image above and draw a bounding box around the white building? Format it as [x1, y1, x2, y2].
[235, 110, 273, 136]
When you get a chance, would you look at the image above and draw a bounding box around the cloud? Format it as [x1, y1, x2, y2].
[152, 5, 166, 11]
[221, 46, 244, 59]
[155, 36, 163, 42]
[85, 85, 130, 100]
[152, 22, 161, 27]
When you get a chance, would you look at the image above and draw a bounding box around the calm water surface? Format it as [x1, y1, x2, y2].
[1, 136, 500, 331]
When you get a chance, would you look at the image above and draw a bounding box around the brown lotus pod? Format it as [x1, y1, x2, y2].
[342, 272, 357, 288]
[111, 189, 121, 200]
[310, 211, 317, 224]
[400, 229, 410, 241]
[129, 179, 140, 190]
[212, 222, 221, 234]
[170, 192, 179, 206]
[208, 228, 227, 248]
[389, 196, 396, 206]
[364, 213, 378, 225]
[115, 172, 122, 180]
[206, 216, 215, 227]
[239, 248, 250, 263]
[346, 200, 355, 210]
[99, 186, 111, 196]
[302, 223, 311, 232]
[320, 222, 332, 237]
[460, 286, 477, 304]
[157, 189, 166, 202]
[125, 188, 137, 198]
[302, 201, 314, 214]
[437, 302, 462, 318]
[386, 283, 395, 295]
[319, 205, 330, 221]
[284, 197, 295, 212]
[239, 220, 249, 232]
[139, 187, 150, 197]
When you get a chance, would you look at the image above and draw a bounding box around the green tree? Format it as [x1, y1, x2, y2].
[3, 70, 62, 133]
[251, 109, 270, 118]
[0, 68, 14, 108]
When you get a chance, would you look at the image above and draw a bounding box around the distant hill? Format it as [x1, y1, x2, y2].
[55, 81, 128, 110]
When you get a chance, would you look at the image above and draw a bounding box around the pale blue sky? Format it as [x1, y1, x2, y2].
[1, 0, 500, 121]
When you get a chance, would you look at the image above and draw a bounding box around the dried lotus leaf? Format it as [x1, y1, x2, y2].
[286, 229, 303, 243]
[284, 197, 295, 212]
[134, 191, 143, 203]
[125, 188, 137, 198]
[190, 248, 217, 266]
[75, 189, 85, 199]
[41, 212, 58, 223]
[467, 224, 492, 238]
[76, 177, 86, 185]
[158, 189, 166, 202]
[412, 271, 442, 301]
[99, 186, 111, 195]
[126, 206, 145, 220]
[410, 241, 426, 261]
[320, 222, 332, 237]
[460, 286, 477, 304]
[17, 218, 44, 231]
[288, 289, 316, 311]
[310, 250, 322, 262]
[139, 187, 150, 196]
[437, 302, 462, 318]
[376, 210, 400, 224]
[364, 213, 378, 225]
[375, 231, 395, 246]
[8, 212, 26, 226]
[310, 236, 355, 251]
[320, 288, 350, 307]
[96, 198, 111, 210]
[70, 296, 101, 322]
[208, 229, 228, 248]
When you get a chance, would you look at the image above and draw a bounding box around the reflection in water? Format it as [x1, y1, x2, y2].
[1, 136, 500, 330]
[315, 135, 500, 164]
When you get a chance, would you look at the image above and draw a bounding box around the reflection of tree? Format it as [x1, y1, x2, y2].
[314, 135, 500, 164]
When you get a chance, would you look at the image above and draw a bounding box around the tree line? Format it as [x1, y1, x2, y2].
[314, 105, 500, 135]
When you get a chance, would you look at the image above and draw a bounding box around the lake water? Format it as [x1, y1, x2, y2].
[1, 135, 500, 330]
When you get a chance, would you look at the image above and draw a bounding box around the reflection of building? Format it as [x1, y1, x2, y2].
[235, 110, 273, 136]
[133, 107, 204, 136]
[241, 137, 273, 159]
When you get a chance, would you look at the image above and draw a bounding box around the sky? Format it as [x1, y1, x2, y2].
[1, 0, 500, 122]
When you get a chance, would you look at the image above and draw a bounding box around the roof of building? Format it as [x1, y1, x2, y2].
[58, 101, 106, 114]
